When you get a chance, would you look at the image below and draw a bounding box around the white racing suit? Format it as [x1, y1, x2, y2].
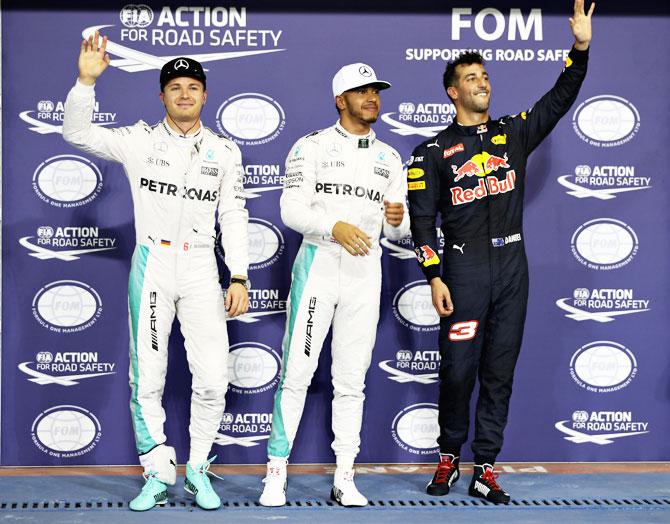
[63, 80, 249, 472]
[267, 122, 409, 465]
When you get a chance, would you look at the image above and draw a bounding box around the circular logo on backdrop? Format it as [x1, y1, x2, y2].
[392, 281, 439, 332]
[32, 155, 103, 208]
[248, 218, 285, 270]
[227, 342, 281, 394]
[570, 341, 637, 393]
[572, 410, 589, 424]
[31, 405, 102, 457]
[120, 4, 154, 28]
[391, 403, 439, 455]
[216, 93, 286, 146]
[32, 280, 103, 333]
[37, 100, 55, 112]
[36, 351, 54, 364]
[572, 95, 640, 147]
[570, 218, 638, 270]
[216, 218, 285, 270]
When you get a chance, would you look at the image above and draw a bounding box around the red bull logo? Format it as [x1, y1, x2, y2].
[452, 160, 480, 182]
[415, 245, 440, 267]
[485, 153, 510, 171]
[452, 152, 510, 182]
[450, 170, 516, 206]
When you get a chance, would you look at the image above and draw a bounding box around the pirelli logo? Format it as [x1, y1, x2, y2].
[408, 181, 426, 191]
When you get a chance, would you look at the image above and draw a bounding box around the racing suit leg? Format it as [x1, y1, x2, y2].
[128, 245, 176, 455]
[267, 243, 337, 459]
[472, 250, 528, 463]
[330, 253, 381, 465]
[437, 245, 490, 454]
[176, 248, 230, 463]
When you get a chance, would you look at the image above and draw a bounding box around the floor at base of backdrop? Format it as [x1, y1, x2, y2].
[0, 463, 668, 523]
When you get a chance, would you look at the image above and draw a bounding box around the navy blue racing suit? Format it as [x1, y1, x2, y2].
[407, 47, 588, 464]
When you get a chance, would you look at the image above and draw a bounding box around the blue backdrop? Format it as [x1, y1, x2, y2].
[2, 1, 669, 465]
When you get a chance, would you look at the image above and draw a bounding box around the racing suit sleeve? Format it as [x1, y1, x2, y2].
[280, 137, 338, 237]
[218, 143, 249, 277]
[382, 150, 410, 241]
[62, 79, 136, 163]
[407, 143, 442, 282]
[511, 46, 589, 155]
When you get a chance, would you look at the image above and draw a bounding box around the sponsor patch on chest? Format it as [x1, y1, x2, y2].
[201, 166, 219, 177]
[374, 166, 390, 179]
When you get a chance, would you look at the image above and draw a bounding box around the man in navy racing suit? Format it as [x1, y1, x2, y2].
[407, 0, 595, 504]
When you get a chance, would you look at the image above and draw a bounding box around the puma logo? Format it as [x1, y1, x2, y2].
[426, 138, 440, 148]
[453, 243, 465, 254]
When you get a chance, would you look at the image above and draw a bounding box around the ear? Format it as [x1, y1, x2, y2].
[203, 90, 208, 105]
[159, 92, 165, 105]
[447, 86, 458, 102]
[335, 94, 346, 112]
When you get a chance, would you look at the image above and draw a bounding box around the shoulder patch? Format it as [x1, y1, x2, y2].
[305, 128, 326, 138]
[206, 127, 236, 150]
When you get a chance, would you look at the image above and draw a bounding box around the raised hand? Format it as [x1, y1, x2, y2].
[78, 31, 110, 85]
[570, 0, 595, 50]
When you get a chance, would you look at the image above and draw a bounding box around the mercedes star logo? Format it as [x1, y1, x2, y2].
[175, 58, 189, 70]
[359, 66, 372, 77]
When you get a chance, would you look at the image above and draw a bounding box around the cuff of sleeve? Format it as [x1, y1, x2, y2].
[569, 46, 589, 65]
[228, 264, 248, 278]
[422, 265, 441, 283]
[74, 79, 96, 94]
[383, 221, 405, 241]
[321, 217, 339, 238]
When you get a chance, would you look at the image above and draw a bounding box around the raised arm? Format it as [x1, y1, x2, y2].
[510, 1, 595, 155]
[63, 31, 136, 163]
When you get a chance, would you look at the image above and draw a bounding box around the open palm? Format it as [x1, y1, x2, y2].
[78, 31, 110, 85]
[570, 0, 595, 47]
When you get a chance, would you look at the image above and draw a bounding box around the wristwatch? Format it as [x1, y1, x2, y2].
[230, 277, 251, 290]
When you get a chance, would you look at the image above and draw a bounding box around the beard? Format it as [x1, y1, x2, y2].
[349, 107, 379, 124]
[462, 94, 490, 114]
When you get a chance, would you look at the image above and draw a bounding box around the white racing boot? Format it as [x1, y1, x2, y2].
[331, 467, 368, 507]
[259, 458, 288, 507]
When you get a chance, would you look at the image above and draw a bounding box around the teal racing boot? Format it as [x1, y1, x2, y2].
[184, 456, 223, 510]
[129, 471, 168, 511]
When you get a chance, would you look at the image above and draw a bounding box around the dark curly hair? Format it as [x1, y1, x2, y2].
[443, 52, 486, 102]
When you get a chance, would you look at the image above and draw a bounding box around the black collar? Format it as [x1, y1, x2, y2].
[449, 119, 495, 136]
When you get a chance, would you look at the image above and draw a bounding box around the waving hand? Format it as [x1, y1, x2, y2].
[570, 0, 595, 50]
[78, 31, 110, 85]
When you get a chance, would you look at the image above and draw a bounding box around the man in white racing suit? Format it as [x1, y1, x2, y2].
[259, 63, 410, 507]
[62, 32, 250, 511]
